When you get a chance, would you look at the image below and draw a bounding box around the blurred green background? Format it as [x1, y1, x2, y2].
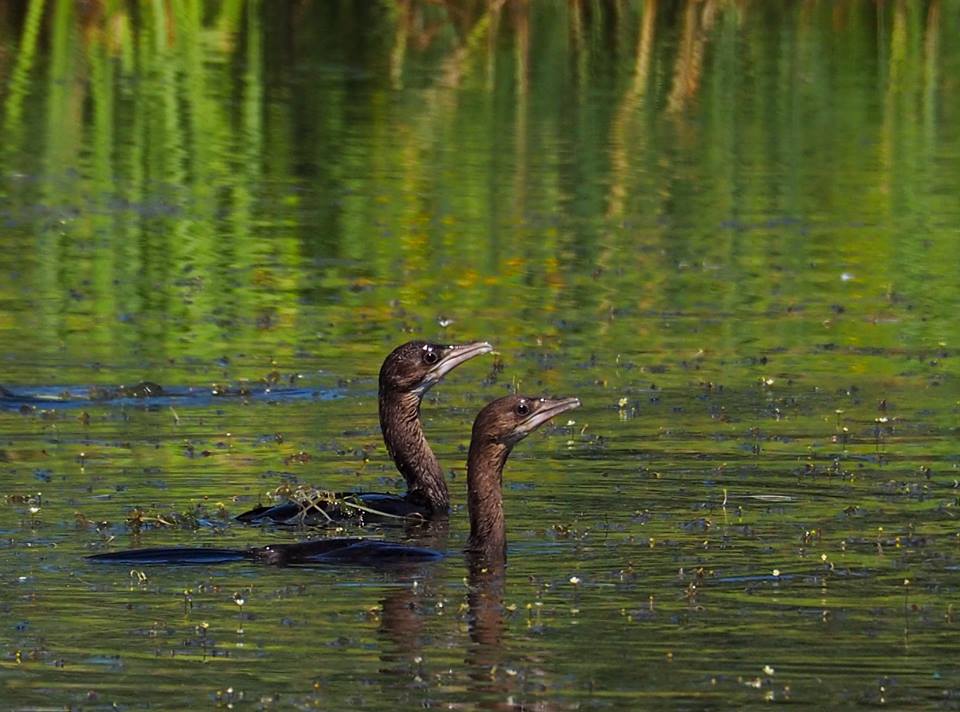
[2, 1, 959, 708]
[1, 0, 957, 386]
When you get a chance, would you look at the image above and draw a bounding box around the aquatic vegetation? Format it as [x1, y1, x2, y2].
[254, 484, 429, 525]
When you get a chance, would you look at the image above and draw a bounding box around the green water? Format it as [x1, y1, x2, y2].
[2, 0, 960, 707]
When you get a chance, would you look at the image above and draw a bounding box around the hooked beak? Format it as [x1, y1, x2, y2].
[514, 396, 581, 440]
[422, 341, 493, 390]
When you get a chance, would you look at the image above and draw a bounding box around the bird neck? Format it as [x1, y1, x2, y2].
[379, 388, 448, 512]
[466, 438, 511, 565]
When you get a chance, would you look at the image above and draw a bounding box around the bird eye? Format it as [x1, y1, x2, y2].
[515, 401, 529, 416]
[423, 350, 439, 365]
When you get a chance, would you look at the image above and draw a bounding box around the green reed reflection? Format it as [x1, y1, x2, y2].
[0, 6, 959, 703]
[0, 1, 955, 382]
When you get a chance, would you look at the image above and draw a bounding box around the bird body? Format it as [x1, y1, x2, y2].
[88, 394, 580, 567]
[236, 340, 492, 525]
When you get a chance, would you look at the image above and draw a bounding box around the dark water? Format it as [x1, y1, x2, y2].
[2, 1, 960, 708]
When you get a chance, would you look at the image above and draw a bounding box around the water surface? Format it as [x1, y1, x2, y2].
[2, 1, 959, 708]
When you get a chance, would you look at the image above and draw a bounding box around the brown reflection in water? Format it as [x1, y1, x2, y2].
[607, 0, 657, 221]
[376, 518, 449, 675]
[465, 556, 507, 682]
[463, 554, 552, 711]
[512, 0, 530, 224]
[666, 0, 724, 113]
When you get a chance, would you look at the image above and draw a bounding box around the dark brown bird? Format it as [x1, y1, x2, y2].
[465, 394, 581, 565]
[87, 393, 580, 567]
[234, 340, 492, 525]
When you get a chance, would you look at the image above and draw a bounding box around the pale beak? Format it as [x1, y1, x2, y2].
[522, 396, 581, 432]
[420, 341, 493, 391]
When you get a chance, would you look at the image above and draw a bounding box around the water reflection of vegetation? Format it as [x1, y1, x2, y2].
[0, 1, 956, 385]
[1, 5, 959, 704]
